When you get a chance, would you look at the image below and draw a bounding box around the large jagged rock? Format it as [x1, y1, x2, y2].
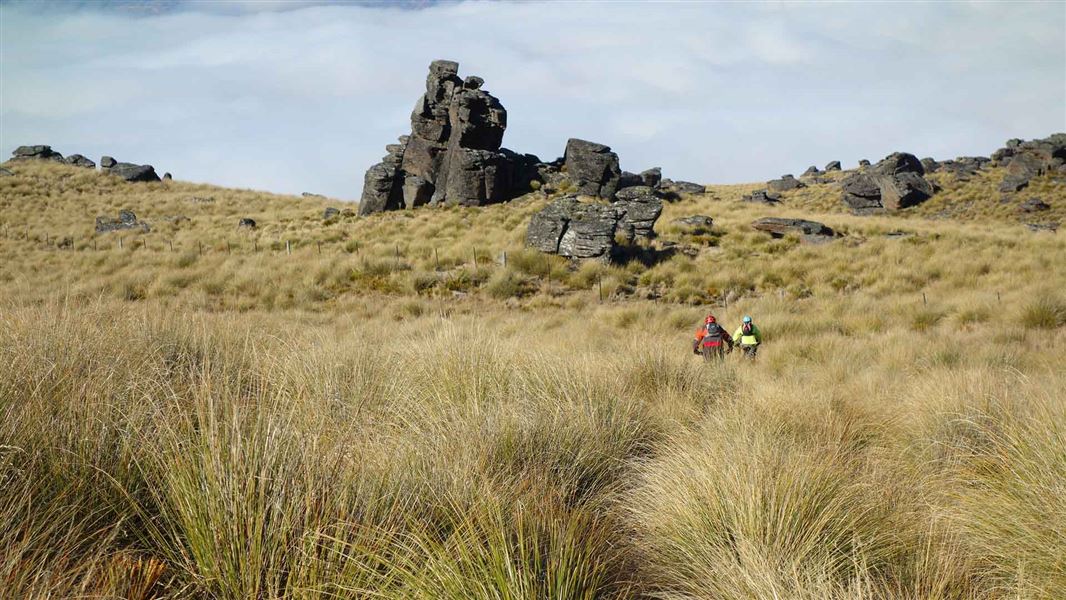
[563, 138, 621, 199]
[841, 152, 934, 214]
[993, 134, 1066, 193]
[361, 60, 539, 215]
[11, 145, 64, 162]
[742, 189, 782, 204]
[527, 193, 662, 260]
[752, 217, 836, 244]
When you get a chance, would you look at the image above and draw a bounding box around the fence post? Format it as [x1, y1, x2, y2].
[254, 239, 258, 253]
[598, 275, 603, 303]
[434, 247, 440, 271]
[318, 241, 322, 255]
[199, 241, 203, 256]
[286, 240, 291, 256]
[923, 292, 927, 306]
[472, 246, 478, 271]
[93, 239, 97, 251]
[502, 251, 507, 268]
[169, 239, 174, 252]
[227, 241, 231, 255]
[119, 237, 123, 250]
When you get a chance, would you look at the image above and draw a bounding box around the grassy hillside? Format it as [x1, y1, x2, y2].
[1, 161, 1065, 599]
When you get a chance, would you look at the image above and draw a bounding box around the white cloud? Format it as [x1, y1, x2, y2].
[1, 1, 1063, 200]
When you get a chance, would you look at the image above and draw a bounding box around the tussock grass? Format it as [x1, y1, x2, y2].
[1, 161, 1064, 598]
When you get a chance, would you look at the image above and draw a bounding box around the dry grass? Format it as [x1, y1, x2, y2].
[1, 160, 1064, 598]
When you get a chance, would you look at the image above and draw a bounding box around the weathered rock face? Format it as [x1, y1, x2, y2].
[661, 179, 706, 195]
[751, 217, 836, 243]
[100, 156, 117, 169]
[96, 210, 149, 233]
[920, 157, 939, 173]
[361, 60, 539, 215]
[825, 160, 842, 172]
[767, 174, 804, 192]
[640, 167, 662, 187]
[11, 145, 64, 162]
[742, 189, 782, 204]
[992, 134, 1066, 193]
[238, 218, 257, 229]
[858, 159, 871, 167]
[564, 138, 621, 199]
[673, 215, 713, 230]
[802, 166, 821, 177]
[162, 172, 173, 181]
[324, 207, 340, 219]
[527, 192, 662, 260]
[841, 152, 934, 214]
[65, 154, 95, 168]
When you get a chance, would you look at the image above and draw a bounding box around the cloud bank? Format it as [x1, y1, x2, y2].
[2, 1, 1064, 200]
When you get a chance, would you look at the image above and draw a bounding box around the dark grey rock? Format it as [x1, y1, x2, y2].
[107, 162, 160, 182]
[665, 180, 706, 194]
[65, 154, 95, 169]
[618, 171, 644, 189]
[742, 189, 782, 204]
[95, 210, 149, 233]
[858, 159, 871, 167]
[640, 167, 662, 187]
[564, 138, 621, 199]
[802, 165, 821, 177]
[672, 215, 713, 229]
[0, 168, 13, 177]
[842, 152, 933, 213]
[614, 190, 663, 242]
[825, 160, 841, 172]
[11, 145, 63, 162]
[1018, 198, 1050, 213]
[237, 218, 257, 229]
[992, 133, 1066, 192]
[920, 157, 939, 173]
[767, 174, 804, 192]
[162, 172, 172, 181]
[100, 156, 116, 169]
[614, 185, 659, 202]
[302, 192, 325, 198]
[752, 217, 836, 243]
[527, 193, 662, 259]
[323, 207, 341, 219]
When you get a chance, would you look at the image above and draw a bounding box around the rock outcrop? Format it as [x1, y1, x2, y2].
[742, 189, 782, 204]
[992, 134, 1066, 193]
[96, 210, 149, 233]
[767, 174, 804, 192]
[10, 145, 64, 162]
[802, 166, 821, 177]
[360, 60, 543, 215]
[526, 191, 662, 260]
[1018, 198, 1050, 213]
[660, 179, 706, 195]
[825, 160, 841, 172]
[841, 152, 934, 214]
[672, 215, 713, 230]
[238, 218, 257, 229]
[751, 217, 836, 243]
[99, 156, 160, 182]
[65, 154, 95, 168]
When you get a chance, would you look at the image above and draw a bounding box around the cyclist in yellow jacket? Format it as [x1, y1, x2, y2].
[732, 315, 762, 359]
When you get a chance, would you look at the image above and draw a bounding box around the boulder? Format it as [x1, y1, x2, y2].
[564, 138, 621, 199]
[767, 174, 804, 192]
[663, 180, 706, 194]
[237, 218, 257, 229]
[527, 194, 662, 260]
[11, 145, 63, 162]
[841, 152, 934, 214]
[825, 160, 842, 172]
[323, 207, 341, 219]
[100, 156, 117, 170]
[0, 168, 13, 177]
[802, 165, 821, 177]
[751, 217, 836, 243]
[640, 167, 662, 187]
[672, 215, 713, 229]
[107, 162, 161, 182]
[1018, 198, 1050, 213]
[65, 154, 95, 168]
[1025, 222, 1058, 233]
[618, 171, 644, 189]
[162, 172, 172, 181]
[920, 157, 939, 173]
[742, 189, 782, 204]
[95, 209, 149, 233]
[858, 159, 871, 167]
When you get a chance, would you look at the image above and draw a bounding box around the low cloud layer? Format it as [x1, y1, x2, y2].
[2, 1, 1063, 200]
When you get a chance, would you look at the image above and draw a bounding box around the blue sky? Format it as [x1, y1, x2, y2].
[2, 0, 1064, 201]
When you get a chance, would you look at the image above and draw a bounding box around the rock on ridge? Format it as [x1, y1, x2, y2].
[841, 152, 934, 214]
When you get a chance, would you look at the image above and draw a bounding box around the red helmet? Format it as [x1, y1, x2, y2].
[705, 315, 716, 324]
